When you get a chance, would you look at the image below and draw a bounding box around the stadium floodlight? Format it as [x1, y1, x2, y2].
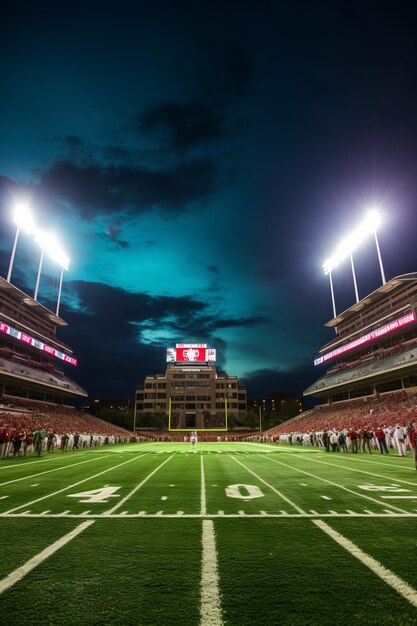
[322, 208, 385, 317]
[7, 204, 70, 314]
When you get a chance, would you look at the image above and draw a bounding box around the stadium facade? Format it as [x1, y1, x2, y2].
[134, 344, 247, 430]
[304, 273, 417, 402]
[0, 276, 87, 405]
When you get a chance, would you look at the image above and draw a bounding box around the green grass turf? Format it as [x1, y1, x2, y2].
[0, 441, 417, 625]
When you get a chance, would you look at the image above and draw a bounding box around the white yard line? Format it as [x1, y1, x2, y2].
[0, 520, 94, 595]
[200, 520, 223, 626]
[1, 511, 417, 519]
[264, 456, 409, 514]
[230, 455, 306, 514]
[327, 456, 417, 472]
[200, 453, 207, 515]
[104, 453, 175, 514]
[0, 455, 108, 487]
[296, 456, 417, 488]
[0, 452, 92, 471]
[314, 519, 417, 608]
[3, 454, 147, 514]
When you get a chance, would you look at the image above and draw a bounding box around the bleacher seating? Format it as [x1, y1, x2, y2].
[265, 390, 417, 436]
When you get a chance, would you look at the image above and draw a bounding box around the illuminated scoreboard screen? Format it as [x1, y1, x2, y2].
[166, 343, 216, 363]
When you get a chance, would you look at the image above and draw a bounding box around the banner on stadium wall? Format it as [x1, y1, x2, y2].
[314, 311, 416, 366]
[166, 343, 216, 363]
[0, 321, 77, 366]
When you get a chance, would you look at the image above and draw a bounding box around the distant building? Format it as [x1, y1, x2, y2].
[89, 399, 134, 413]
[248, 393, 303, 414]
[134, 344, 247, 430]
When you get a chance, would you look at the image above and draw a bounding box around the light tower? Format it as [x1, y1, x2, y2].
[7, 204, 70, 315]
[323, 208, 386, 319]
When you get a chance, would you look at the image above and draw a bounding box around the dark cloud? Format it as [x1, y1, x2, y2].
[207, 265, 220, 274]
[39, 158, 216, 218]
[241, 365, 316, 399]
[57, 280, 270, 397]
[142, 101, 225, 151]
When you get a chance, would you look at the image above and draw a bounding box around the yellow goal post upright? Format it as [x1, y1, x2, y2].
[168, 397, 228, 432]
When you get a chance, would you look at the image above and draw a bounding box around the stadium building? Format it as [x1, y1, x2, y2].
[0, 276, 87, 405]
[134, 343, 247, 430]
[304, 273, 417, 403]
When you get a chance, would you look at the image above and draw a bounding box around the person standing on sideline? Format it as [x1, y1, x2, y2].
[393, 424, 406, 457]
[348, 428, 358, 453]
[32, 427, 47, 457]
[190, 431, 197, 452]
[0, 426, 10, 460]
[375, 427, 389, 454]
[407, 423, 417, 470]
[361, 428, 372, 453]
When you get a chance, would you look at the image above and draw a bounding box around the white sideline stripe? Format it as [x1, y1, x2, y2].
[230, 455, 306, 514]
[0, 520, 94, 595]
[314, 519, 417, 608]
[0, 496, 8, 500]
[0, 451, 91, 471]
[104, 454, 175, 514]
[298, 457, 417, 488]
[3, 454, 147, 514]
[0, 455, 108, 487]
[200, 454, 207, 515]
[201, 520, 222, 626]
[323, 456, 416, 472]
[264, 456, 408, 514]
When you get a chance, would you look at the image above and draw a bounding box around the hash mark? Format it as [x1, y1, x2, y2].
[321, 496, 331, 500]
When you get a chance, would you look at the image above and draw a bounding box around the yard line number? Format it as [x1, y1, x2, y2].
[67, 486, 121, 503]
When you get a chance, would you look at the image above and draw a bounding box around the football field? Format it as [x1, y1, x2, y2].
[1, 441, 417, 625]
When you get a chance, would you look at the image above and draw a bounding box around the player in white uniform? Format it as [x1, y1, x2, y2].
[190, 431, 197, 452]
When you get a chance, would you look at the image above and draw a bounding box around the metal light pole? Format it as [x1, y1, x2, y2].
[350, 254, 359, 303]
[374, 231, 386, 285]
[328, 272, 337, 318]
[6, 224, 21, 283]
[259, 404, 262, 432]
[34, 248, 45, 301]
[56, 267, 64, 316]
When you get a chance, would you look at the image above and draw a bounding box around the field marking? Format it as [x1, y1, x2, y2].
[104, 454, 175, 514]
[382, 496, 417, 499]
[265, 456, 409, 514]
[0, 455, 108, 487]
[314, 519, 417, 609]
[297, 456, 417, 488]
[0, 451, 93, 471]
[0, 520, 94, 595]
[200, 520, 222, 626]
[314, 454, 416, 472]
[3, 454, 148, 514]
[1, 511, 417, 519]
[200, 454, 207, 515]
[229, 456, 306, 514]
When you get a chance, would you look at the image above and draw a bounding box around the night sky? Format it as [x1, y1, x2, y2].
[1, 2, 417, 401]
